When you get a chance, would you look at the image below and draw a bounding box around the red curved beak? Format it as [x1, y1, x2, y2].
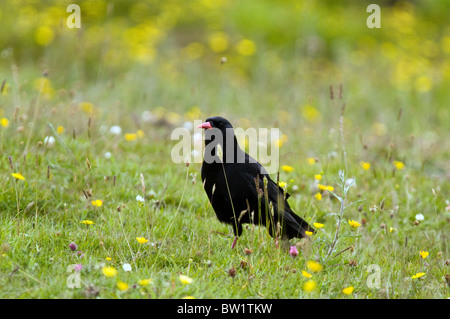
[197, 122, 212, 129]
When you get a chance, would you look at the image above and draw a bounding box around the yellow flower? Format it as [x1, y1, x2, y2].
[302, 271, 312, 278]
[318, 184, 334, 192]
[313, 223, 324, 229]
[34, 78, 54, 98]
[208, 32, 229, 53]
[305, 231, 313, 236]
[11, 173, 26, 181]
[117, 281, 129, 291]
[80, 102, 94, 115]
[411, 272, 426, 279]
[419, 251, 429, 259]
[106, 257, 112, 261]
[166, 112, 181, 125]
[0, 117, 9, 127]
[307, 157, 316, 165]
[102, 266, 118, 277]
[278, 181, 287, 188]
[182, 296, 196, 299]
[35, 26, 54, 46]
[306, 260, 323, 273]
[138, 278, 152, 286]
[342, 286, 354, 295]
[183, 42, 205, 60]
[393, 160, 405, 170]
[179, 274, 193, 285]
[136, 129, 144, 138]
[348, 220, 361, 228]
[389, 227, 397, 233]
[81, 220, 95, 225]
[281, 165, 294, 173]
[125, 133, 138, 141]
[360, 161, 371, 170]
[371, 122, 387, 136]
[185, 105, 202, 120]
[91, 199, 103, 207]
[415, 76, 432, 92]
[57, 126, 64, 134]
[274, 134, 288, 148]
[301, 105, 322, 123]
[314, 193, 322, 201]
[303, 280, 317, 292]
[1, 83, 9, 96]
[314, 174, 322, 180]
[236, 39, 257, 56]
[136, 237, 148, 244]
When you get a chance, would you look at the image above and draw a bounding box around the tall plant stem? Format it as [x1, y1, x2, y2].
[326, 196, 346, 260]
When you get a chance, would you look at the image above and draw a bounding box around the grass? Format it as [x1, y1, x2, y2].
[0, 61, 448, 299]
[0, 6, 449, 297]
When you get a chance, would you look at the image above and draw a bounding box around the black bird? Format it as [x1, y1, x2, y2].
[198, 116, 314, 249]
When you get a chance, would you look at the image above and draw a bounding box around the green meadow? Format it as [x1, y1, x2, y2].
[0, 1, 449, 298]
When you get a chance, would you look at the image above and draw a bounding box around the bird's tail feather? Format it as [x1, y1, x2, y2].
[276, 205, 314, 239]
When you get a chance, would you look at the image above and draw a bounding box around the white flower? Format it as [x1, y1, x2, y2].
[192, 131, 203, 143]
[122, 263, 132, 272]
[104, 152, 112, 159]
[191, 149, 200, 157]
[109, 125, 122, 135]
[147, 189, 156, 199]
[415, 213, 424, 221]
[327, 151, 338, 159]
[345, 178, 356, 188]
[141, 111, 156, 123]
[183, 121, 193, 131]
[136, 195, 145, 203]
[44, 136, 56, 148]
[192, 132, 204, 151]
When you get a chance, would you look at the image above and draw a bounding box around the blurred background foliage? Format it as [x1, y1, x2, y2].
[1, 1, 449, 299]
[0, 0, 449, 143]
[2, 0, 450, 84]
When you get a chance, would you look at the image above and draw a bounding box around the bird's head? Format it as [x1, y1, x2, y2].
[197, 116, 233, 131]
[198, 117, 241, 162]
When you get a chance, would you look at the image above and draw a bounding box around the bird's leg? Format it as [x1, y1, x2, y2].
[231, 223, 242, 249]
[231, 236, 238, 249]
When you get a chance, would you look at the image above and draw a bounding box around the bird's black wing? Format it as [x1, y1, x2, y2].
[236, 156, 313, 239]
[264, 176, 314, 238]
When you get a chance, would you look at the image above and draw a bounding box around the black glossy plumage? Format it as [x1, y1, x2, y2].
[199, 116, 314, 248]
